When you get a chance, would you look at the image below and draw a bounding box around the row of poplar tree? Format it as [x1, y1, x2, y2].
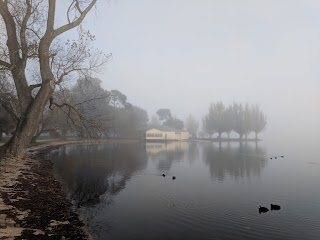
[202, 102, 267, 140]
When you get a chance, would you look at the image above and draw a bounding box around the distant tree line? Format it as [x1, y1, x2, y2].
[154, 109, 184, 130]
[0, 76, 149, 142]
[202, 101, 267, 140]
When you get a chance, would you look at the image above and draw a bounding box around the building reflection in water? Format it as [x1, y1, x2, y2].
[146, 141, 189, 171]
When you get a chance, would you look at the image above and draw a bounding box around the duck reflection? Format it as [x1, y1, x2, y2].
[203, 142, 267, 181]
[51, 143, 148, 207]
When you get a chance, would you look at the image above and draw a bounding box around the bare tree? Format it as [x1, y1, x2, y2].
[0, 0, 108, 156]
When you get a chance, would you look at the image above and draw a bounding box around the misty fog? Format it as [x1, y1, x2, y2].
[83, 0, 320, 148]
[1, 1, 320, 239]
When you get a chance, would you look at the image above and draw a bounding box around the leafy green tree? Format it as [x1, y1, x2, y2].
[223, 105, 234, 139]
[185, 114, 199, 138]
[211, 101, 226, 139]
[110, 106, 148, 137]
[203, 101, 267, 141]
[232, 102, 245, 139]
[163, 117, 184, 130]
[202, 112, 215, 138]
[243, 103, 253, 140]
[61, 77, 110, 138]
[156, 108, 184, 130]
[251, 104, 267, 140]
[110, 90, 131, 108]
[203, 101, 226, 139]
[156, 109, 172, 121]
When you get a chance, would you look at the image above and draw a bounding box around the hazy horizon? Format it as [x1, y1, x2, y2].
[76, 0, 320, 143]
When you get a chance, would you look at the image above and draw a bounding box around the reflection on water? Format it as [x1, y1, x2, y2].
[146, 141, 189, 154]
[52, 143, 148, 207]
[203, 142, 267, 181]
[146, 142, 187, 171]
[52, 142, 320, 240]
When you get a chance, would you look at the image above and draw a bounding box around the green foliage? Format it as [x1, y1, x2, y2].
[42, 78, 148, 139]
[185, 114, 199, 137]
[203, 102, 267, 139]
[156, 109, 172, 121]
[163, 117, 184, 130]
[156, 109, 184, 130]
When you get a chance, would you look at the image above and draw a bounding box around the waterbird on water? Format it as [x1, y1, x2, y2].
[271, 204, 281, 211]
[162, 174, 165, 177]
[259, 206, 269, 214]
[281, 156, 284, 158]
[172, 176, 176, 180]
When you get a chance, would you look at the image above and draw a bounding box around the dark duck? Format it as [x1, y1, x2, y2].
[271, 204, 281, 211]
[259, 206, 269, 214]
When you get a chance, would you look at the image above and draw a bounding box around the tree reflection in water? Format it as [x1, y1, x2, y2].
[52, 143, 148, 207]
[52, 143, 148, 238]
[203, 142, 267, 182]
[51, 141, 269, 239]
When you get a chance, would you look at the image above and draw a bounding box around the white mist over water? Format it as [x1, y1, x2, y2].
[76, 0, 320, 149]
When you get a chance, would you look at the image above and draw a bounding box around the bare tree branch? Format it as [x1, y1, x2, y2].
[0, 59, 11, 68]
[20, 0, 32, 67]
[29, 83, 42, 91]
[0, 101, 19, 123]
[53, 0, 97, 38]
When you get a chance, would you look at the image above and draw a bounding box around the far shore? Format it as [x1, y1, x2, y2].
[0, 136, 261, 147]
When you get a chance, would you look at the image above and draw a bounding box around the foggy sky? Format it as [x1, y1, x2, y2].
[81, 0, 320, 142]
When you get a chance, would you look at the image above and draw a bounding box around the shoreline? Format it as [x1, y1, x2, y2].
[0, 138, 261, 239]
[0, 140, 101, 239]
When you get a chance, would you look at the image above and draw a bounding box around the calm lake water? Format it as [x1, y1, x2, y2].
[51, 141, 320, 240]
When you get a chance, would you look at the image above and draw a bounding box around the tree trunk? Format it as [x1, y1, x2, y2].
[239, 133, 243, 140]
[31, 136, 37, 144]
[31, 130, 43, 144]
[4, 84, 53, 157]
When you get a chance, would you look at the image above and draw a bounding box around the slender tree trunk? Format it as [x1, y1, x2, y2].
[239, 133, 243, 140]
[255, 132, 258, 141]
[5, 83, 53, 157]
[31, 130, 43, 144]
